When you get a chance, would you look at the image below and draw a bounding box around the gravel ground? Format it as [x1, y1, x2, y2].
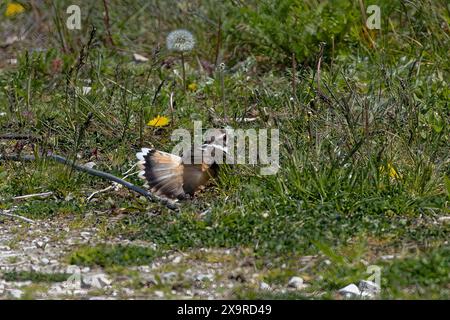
[0, 212, 306, 300]
[1, 208, 383, 300]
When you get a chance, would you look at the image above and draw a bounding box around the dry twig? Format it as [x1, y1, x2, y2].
[0, 153, 179, 211]
[0, 209, 35, 224]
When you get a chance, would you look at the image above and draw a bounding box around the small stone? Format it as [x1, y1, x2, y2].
[41, 258, 50, 265]
[140, 274, 158, 286]
[121, 288, 134, 296]
[73, 289, 88, 295]
[48, 284, 64, 295]
[82, 273, 111, 289]
[5, 35, 19, 46]
[133, 53, 149, 62]
[260, 282, 271, 290]
[195, 273, 214, 282]
[66, 265, 81, 274]
[338, 284, 361, 298]
[8, 289, 23, 299]
[80, 231, 91, 238]
[35, 241, 46, 249]
[361, 291, 374, 299]
[150, 262, 159, 269]
[288, 276, 305, 289]
[172, 256, 182, 264]
[31, 265, 41, 272]
[162, 272, 177, 283]
[137, 265, 151, 273]
[154, 290, 164, 298]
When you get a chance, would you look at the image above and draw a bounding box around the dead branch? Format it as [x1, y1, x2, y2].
[86, 166, 138, 202]
[6, 191, 53, 201]
[102, 0, 115, 47]
[0, 153, 179, 211]
[0, 210, 35, 224]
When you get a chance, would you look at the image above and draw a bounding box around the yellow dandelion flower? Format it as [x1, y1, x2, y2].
[387, 163, 400, 179]
[380, 162, 400, 180]
[5, 2, 25, 17]
[188, 83, 198, 92]
[147, 115, 170, 127]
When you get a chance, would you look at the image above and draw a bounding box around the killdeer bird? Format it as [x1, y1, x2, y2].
[136, 130, 228, 200]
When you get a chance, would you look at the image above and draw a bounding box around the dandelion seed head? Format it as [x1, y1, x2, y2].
[166, 29, 195, 52]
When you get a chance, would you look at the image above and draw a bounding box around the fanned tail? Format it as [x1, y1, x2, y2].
[136, 148, 185, 199]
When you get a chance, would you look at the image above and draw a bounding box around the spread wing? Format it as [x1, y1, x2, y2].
[136, 148, 185, 199]
[136, 148, 218, 199]
[136, 128, 228, 199]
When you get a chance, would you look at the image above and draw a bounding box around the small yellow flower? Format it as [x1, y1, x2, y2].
[147, 115, 170, 127]
[387, 163, 400, 179]
[380, 162, 400, 180]
[5, 2, 25, 17]
[188, 83, 198, 92]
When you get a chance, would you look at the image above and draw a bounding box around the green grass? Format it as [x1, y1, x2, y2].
[380, 246, 450, 299]
[0, 0, 449, 299]
[68, 245, 161, 267]
[2, 271, 71, 283]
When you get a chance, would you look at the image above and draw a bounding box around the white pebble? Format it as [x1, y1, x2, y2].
[338, 284, 361, 298]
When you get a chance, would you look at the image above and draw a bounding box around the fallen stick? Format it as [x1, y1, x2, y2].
[11, 191, 54, 201]
[0, 210, 35, 224]
[0, 153, 179, 211]
[86, 168, 138, 202]
[86, 185, 114, 202]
